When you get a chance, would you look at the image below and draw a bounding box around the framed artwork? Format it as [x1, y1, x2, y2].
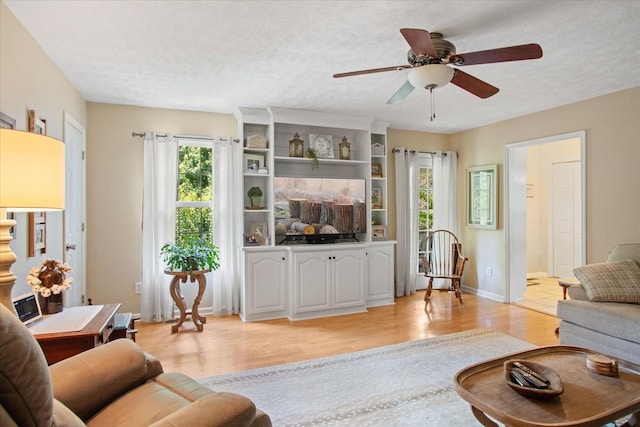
[244, 234, 259, 246]
[371, 188, 383, 209]
[244, 153, 264, 173]
[7, 212, 16, 239]
[371, 163, 383, 178]
[28, 109, 47, 135]
[0, 112, 16, 129]
[372, 225, 387, 240]
[527, 184, 534, 198]
[250, 222, 267, 244]
[28, 212, 47, 257]
[467, 165, 498, 229]
[309, 134, 334, 159]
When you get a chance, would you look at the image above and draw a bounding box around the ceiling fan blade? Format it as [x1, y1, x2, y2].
[450, 43, 542, 66]
[333, 65, 410, 78]
[450, 69, 499, 99]
[400, 28, 437, 57]
[387, 80, 415, 104]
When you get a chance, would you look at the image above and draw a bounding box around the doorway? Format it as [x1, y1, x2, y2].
[504, 131, 586, 306]
[63, 112, 86, 307]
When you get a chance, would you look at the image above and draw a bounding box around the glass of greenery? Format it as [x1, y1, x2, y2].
[160, 237, 220, 273]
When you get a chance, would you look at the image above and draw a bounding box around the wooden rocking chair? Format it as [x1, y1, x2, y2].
[421, 229, 468, 304]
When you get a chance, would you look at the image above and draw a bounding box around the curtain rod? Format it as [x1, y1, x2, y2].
[391, 149, 457, 157]
[131, 132, 239, 143]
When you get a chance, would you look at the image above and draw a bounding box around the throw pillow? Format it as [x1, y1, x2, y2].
[573, 260, 640, 303]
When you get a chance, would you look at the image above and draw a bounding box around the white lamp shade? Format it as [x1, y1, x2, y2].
[0, 129, 65, 211]
[407, 64, 455, 89]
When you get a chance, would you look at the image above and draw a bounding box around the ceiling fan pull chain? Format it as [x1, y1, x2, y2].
[430, 87, 436, 121]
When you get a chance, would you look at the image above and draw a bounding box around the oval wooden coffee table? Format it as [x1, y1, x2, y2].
[454, 346, 640, 427]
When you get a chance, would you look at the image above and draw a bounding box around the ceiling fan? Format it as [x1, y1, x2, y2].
[333, 29, 543, 109]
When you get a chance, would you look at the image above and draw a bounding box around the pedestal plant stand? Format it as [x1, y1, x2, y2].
[166, 270, 208, 333]
[160, 238, 220, 333]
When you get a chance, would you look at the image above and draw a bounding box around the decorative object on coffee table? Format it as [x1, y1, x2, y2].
[503, 359, 563, 399]
[26, 259, 73, 314]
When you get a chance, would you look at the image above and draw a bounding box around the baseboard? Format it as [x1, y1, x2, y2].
[460, 285, 505, 303]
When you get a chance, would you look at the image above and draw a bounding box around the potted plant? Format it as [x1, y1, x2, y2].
[305, 147, 320, 170]
[247, 186, 263, 208]
[160, 237, 220, 273]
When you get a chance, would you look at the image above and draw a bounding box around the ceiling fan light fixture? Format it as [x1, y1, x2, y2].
[407, 64, 454, 90]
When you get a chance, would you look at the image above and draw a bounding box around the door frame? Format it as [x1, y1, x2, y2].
[63, 112, 87, 306]
[504, 130, 586, 303]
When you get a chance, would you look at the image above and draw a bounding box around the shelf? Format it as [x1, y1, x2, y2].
[243, 172, 271, 177]
[244, 208, 270, 213]
[274, 156, 368, 166]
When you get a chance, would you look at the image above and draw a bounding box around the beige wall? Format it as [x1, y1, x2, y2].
[0, 2, 87, 296]
[452, 87, 640, 298]
[86, 103, 236, 311]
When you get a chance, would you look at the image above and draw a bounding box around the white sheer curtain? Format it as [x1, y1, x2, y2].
[141, 132, 177, 322]
[394, 148, 419, 296]
[432, 150, 458, 289]
[212, 137, 242, 315]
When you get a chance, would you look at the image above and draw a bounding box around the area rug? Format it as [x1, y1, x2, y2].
[199, 328, 535, 426]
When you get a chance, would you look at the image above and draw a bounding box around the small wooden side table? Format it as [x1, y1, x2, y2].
[558, 276, 581, 300]
[166, 270, 208, 333]
[33, 303, 120, 365]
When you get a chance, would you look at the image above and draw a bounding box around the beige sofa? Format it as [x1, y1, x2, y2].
[557, 243, 640, 365]
[0, 303, 271, 426]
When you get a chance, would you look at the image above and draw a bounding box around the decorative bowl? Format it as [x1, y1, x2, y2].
[504, 359, 564, 399]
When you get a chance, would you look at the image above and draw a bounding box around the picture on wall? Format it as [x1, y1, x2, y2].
[467, 165, 498, 229]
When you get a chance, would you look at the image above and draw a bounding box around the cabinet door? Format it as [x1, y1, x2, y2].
[333, 249, 366, 308]
[294, 252, 331, 313]
[245, 251, 287, 315]
[367, 244, 395, 305]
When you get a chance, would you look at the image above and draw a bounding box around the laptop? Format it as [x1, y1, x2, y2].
[12, 293, 43, 326]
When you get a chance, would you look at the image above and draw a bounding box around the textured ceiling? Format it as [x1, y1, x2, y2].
[4, 0, 640, 133]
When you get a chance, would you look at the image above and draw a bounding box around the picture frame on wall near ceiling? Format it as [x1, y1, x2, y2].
[28, 212, 47, 257]
[0, 112, 16, 129]
[28, 109, 47, 135]
[467, 164, 498, 229]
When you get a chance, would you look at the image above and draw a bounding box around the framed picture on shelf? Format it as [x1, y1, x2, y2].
[467, 164, 498, 229]
[244, 234, 260, 246]
[371, 163, 383, 178]
[244, 153, 264, 173]
[372, 225, 387, 240]
[309, 134, 334, 159]
[371, 188, 383, 209]
[28, 109, 47, 135]
[250, 222, 268, 244]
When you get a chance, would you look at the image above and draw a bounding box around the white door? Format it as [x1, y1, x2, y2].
[552, 161, 580, 278]
[63, 113, 86, 307]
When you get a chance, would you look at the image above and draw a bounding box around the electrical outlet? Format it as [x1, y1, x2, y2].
[486, 267, 493, 277]
[135, 282, 142, 294]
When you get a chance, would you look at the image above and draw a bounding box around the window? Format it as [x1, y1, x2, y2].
[417, 153, 433, 273]
[175, 140, 213, 243]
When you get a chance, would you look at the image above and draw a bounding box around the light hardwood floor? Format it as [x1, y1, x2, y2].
[135, 290, 560, 379]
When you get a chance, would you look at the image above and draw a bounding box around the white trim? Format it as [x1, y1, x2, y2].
[504, 130, 586, 303]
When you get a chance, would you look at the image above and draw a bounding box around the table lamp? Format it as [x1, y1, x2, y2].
[0, 129, 65, 313]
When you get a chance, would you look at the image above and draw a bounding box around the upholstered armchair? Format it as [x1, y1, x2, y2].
[0, 303, 271, 426]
